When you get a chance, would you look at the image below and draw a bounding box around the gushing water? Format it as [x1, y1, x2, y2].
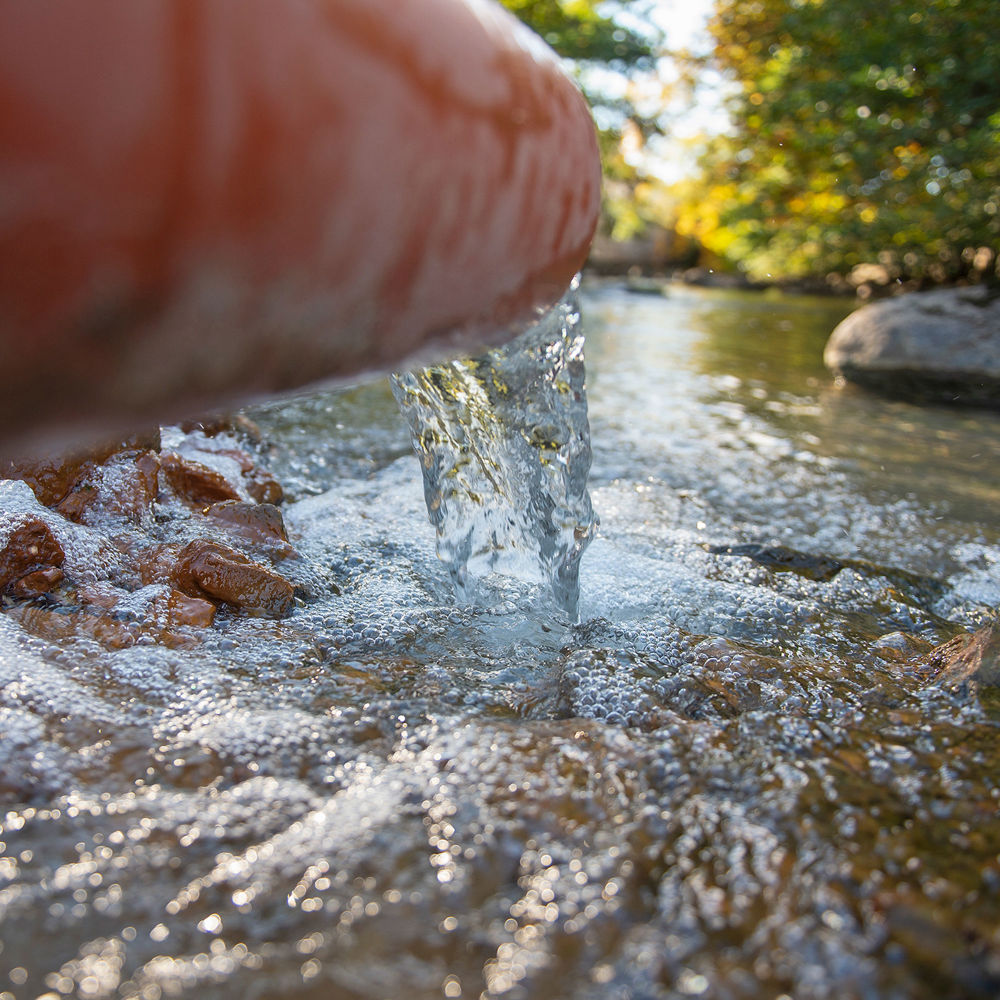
[391, 277, 597, 617]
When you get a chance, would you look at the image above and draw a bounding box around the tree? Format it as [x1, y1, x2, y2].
[501, 0, 657, 69]
[500, 1, 670, 243]
[675, 0, 1000, 283]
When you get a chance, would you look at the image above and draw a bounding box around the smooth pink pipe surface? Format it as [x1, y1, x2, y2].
[0, 0, 601, 458]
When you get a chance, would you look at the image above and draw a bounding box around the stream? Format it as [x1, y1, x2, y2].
[2, 280, 1000, 1000]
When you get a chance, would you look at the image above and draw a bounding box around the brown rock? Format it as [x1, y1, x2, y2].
[2, 430, 161, 506]
[11, 601, 81, 643]
[202, 500, 292, 556]
[159, 452, 244, 506]
[172, 539, 294, 616]
[134, 543, 183, 587]
[7, 566, 65, 598]
[246, 469, 284, 505]
[53, 451, 161, 524]
[199, 448, 285, 503]
[8, 601, 134, 649]
[53, 475, 99, 522]
[926, 623, 1000, 688]
[0, 516, 66, 592]
[134, 450, 162, 504]
[7, 583, 215, 650]
[76, 582, 122, 610]
[207, 444, 284, 504]
[167, 589, 217, 629]
[90, 615, 139, 650]
[95, 584, 216, 642]
[1, 453, 89, 507]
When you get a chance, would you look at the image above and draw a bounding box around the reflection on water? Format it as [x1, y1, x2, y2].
[2, 282, 1000, 1000]
[585, 284, 1000, 576]
[689, 289, 1000, 523]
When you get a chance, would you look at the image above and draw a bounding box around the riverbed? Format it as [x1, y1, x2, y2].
[2, 281, 1000, 999]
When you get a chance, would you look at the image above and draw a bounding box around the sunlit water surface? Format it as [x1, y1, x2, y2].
[3, 282, 1000, 1000]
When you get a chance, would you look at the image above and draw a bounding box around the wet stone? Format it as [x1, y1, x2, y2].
[1, 425, 292, 643]
[172, 539, 295, 617]
[0, 429, 161, 506]
[163, 589, 218, 628]
[116, 582, 218, 627]
[6, 580, 217, 651]
[7, 565, 64, 598]
[9, 600, 134, 649]
[159, 451, 245, 506]
[112, 584, 217, 645]
[202, 500, 293, 557]
[245, 467, 285, 505]
[157, 430, 286, 508]
[55, 450, 161, 524]
[0, 514, 65, 592]
[926, 622, 1000, 688]
[51, 471, 98, 522]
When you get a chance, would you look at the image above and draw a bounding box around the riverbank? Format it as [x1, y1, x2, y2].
[586, 244, 999, 301]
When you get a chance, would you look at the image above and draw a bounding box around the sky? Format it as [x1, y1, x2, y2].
[598, 0, 730, 183]
[651, 0, 733, 181]
[648, 0, 715, 50]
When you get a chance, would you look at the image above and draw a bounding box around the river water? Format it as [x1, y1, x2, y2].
[2, 281, 1000, 999]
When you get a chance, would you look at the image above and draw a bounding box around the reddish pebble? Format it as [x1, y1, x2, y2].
[0, 517, 66, 592]
[159, 452, 244, 506]
[203, 500, 292, 555]
[167, 589, 217, 629]
[7, 565, 64, 598]
[173, 539, 294, 617]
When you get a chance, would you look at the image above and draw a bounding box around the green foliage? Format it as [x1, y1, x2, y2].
[677, 0, 1000, 282]
[500, 0, 656, 69]
[500, 0, 668, 243]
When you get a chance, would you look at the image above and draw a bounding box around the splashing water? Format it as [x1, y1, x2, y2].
[391, 276, 597, 617]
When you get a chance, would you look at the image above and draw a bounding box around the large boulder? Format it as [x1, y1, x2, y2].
[824, 285, 1000, 406]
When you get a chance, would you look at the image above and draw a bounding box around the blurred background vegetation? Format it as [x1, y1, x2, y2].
[500, 0, 1000, 291]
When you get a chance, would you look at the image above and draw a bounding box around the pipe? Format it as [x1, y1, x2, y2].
[0, 0, 601, 457]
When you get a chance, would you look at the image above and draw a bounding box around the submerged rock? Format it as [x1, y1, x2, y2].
[8, 584, 217, 650]
[708, 542, 844, 582]
[925, 621, 1000, 688]
[0, 513, 65, 594]
[172, 539, 295, 617]
[824, 285, 1000, 406]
